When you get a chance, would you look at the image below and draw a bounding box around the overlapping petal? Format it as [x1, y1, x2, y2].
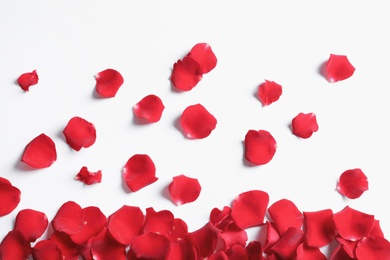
[17, 70, 39, 91]
[75, 166, 102, 185]
[268, 199, 303, 236]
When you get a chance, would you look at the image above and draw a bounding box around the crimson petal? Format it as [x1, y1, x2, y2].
[49, 231, 79, 260]
[166, 218, 189, 241]
[355, 236, 390, 260]
[63, 116, 97, 151]
[226, 244, 248, 260]
[90, 228, 126, 260]
[14, 209, 48, 242]
[133, 94, 165, 123]
[127, 232, 170, 260]
[187, 43, 217, 74]
[21, 133, 57, 169]
[245, 241, 265, 260]
[337, 168, 369, 199]
[0, 177, 21, 217]
[257, 80, 282, 106]
[75, 166, 102, 185]
[329, 245, 355, 260]
[325, 54, 355, 83]
[263, 221, 280, 255]
[32, 240, 63, 260]
[170, 56, 203, 91]
[210, 206, 234, 231]
[17, 70, 38, 91]
[169, 174, 201, 205]
[189, 222, 220, 258]
[270, 227, 304, 259]
[219, 222, 248, 251]
[52, 201, 83, 236]
[95, 68, 124, 97]
[244, 130, 277, 166]
[291, 112, 319, 139]
[122, 154, 158, 192]
[143, 207, 174, 236]
[268, 199, 303, 236]
[303, 209, 335, 247]
[166, 239, 197, 260]
[295, 243, 327, 260]
[0, 230, 31, 260]
[180, 103, 217, 139]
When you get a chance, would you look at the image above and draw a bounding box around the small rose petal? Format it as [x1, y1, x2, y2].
[21, 133, 57, 169]
[75, 166, 102, 185]
[337, 168, 368, 199]
[325, 54, 355, 83]
[170, 56, 203, 91]
[187, 43, 217, 74]
[180, 103, 217, 139]
[63, 116, 97, 151]
[231, 190, 269, 229]
[188, 222, 220, 259]
[270, 227, 304, 259]
[291, 112, 319, 139]
[295, 243, 327, 260]
[0, 230, 31, 260]
[210, 206, 233, 231]
[244, 130, 277, 165]
[143, 207, 174, 236]
[257, 80, 282, 106]
[32, 240, 63, 260]
[355, 236, 390, 260]
[122, 154, 158, 192]
[52, 201, 83, 236]
[90, 228, 127, 260]
[133, 94, 165, 123]
[169, 174, 201, 206]
[268, 199, 303, 236]
[0, 178, 21, 217]
[127, 233, 170, 259]
[303, 209, 335, 247]
[14, 209, 48, 242]
[95, 68, 124, 98]
[17, 70, 38, 91]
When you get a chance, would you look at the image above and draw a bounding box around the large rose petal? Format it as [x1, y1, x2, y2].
[268, 199, 303, 236]
[90, 228, 127, 260]
[257, 80, 283, 106]
[170, 56, 203, 91]
[14, 209, 48, 242]
[95, 68, 124, 98]
[303, 209, 335, 247]
[17, 70, 39, 91]
[0, 230, 31, 260]
[75, 166, 102, 185]
[244, 130, 277, 166]
[127, 232, 170, 259]
[180, 103, 217, 139]
[52, 201, 83, 236]
[189, 222, 220, 259]
[295, 243, 327, 260]
[187, 43, 217, 74]
[325, 54, 355, 83]
[291, 112, 319, 139]
[143, 207, 174, 236]
[63, 116, 97, 151]
[0, 178, 21, 217]
[21, 133, 57, 169]
[355, 236, 390, 260]
[270, 227, 304, 259]
[122, 154, 158, 192]
[133, 94, 165, 123]
[32, 240, 63, 260]
[168, 174, 201, 205]
[337, 168, 369, 199]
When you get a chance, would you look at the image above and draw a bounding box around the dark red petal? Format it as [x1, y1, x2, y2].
[333, 206, 375, 241]
[75, 166, 102, 185]
[122, 154, 158, 192]
[63, 116, 97, 151]
[170, 56, 203, 91]
[245, 241, 265, 260]
[90, 228, 127, 260]
[0, 179, 21, 217]
[0, 230, 31, 260]
[244, 130, 277, 165]
[219, 222, 248, 250]
[127, 232, 170, 259]
[209, 250, 228, 260]
[17, 70, 38, 91]
[49, 231, 79, 260]
[189, 222, 220, 258]
[187, 43, 217, 74]
[180, 103, 217, 139]
[291, 112, 319, 139]
[169, 174, 201, 205]
[143, 207, 174, 236]
[32, 240, 63, 260]
[325, 54, 355, 83]
[133, 94, 165, 123]
[335, 236, 358, 258]
[231, 190, 269, 229]
[210, 206, 233, 231]
[257, 80, 283, 106]
[355, 236, 390, 259]
[303, 209, 335, 247]
[95, 68, 124, 98]
[337, 168, 369, 199]
[107, 205, 144, 245]
[52, 201, 83, 236]
[329, 245, 355, 260]
[270, 227, 304, 259]
[21, 133, 57, 169]
[295, 243, 327, 260]
[166, 239, 197, 260]
[263, 221, 280, 255]
[14, 209, 48, 242]
[225, 244, 248, 260]
[268, 198, 303, 236]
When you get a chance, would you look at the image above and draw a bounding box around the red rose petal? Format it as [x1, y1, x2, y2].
[21, 133, 57, 169]
[52, 201, 83, 236]
[32, 240, 63, 260]
[0, 230, 31, 260]
[329, 245, 355, 260]
[335, 236, 358, 258]
[133, 94, 165, 123]
[143, 207, 174, 236]
[337, 168, 369, 199]
[95, 68, 124, 98]
[0, 178, 21, 217]
[63, 116, 97, 151]
[90, 228, 127, 260]
[170, 56, 203, 91]
[268, 199, 303, 236]
[210, 206, 234, 231]
[270, 227, 304, 259]
[355, 236, 390, 260]
[225, 244, 248, 260]
[244, 130, 277, 166]
[187, 43, 217, 74]
[370, 219, 385, 238]
[169, 174, 201, 205]
[263, 221, 280, 255]
[333, 206, 375, 241]
[245, 241, 265, 260]
[166, 218, 189, 241]
[257, 80, 283, 106]
[231, 190, 269, 229]
[291, 112, 319, 139]
[325, 54, 355, 83]
[49, 231, 79, 260]
[295, 243, 327, 260]
[180, 103, 217, 139]
[14, 209, 48, 242]
[17, 70, 38, 91]
[127, 232, 170, 259]
[189, 222, 220, 258]
[75, 166, 102, 185]
[219, 222, 248, 251]
[166, 239, 197, 260]
[122, 154, 158, 192]
[209, 250, 228, 260]
[303, 209, 335, 247]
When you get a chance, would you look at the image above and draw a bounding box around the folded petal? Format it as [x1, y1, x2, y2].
[17, 70, 39, 91]
[75, 166, 102, 185]
[187, 43, 217, 74]
[170, 56, 203, 91]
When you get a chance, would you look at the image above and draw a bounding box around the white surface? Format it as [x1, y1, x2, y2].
[1, 0, 390, 247]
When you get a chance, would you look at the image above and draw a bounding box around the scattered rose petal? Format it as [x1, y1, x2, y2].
[170, 56, 203, 91]
[209, 250, 228, 260]
[63, 116, 97, 151]
[219, 222, 248, 251]
[335, 236, 358, 258]
[52, 201, 83, 236]
[245, 241, 265, 260]
[189, 222, 220, 258]
[303, 209, 335, 247]
[166, 218, 189, 241]
[187, 43, 217, 74]
[268, 199, 303, 236]
[143, 208, 174, 236]
[257, 80, 282, 106]
[225, 244, 248, 260]
[127, 232, 170, 259]
[0, 177, 21, 217]
[133, 94, 165, 123]
[270, 227, 304, 259]
[355, 236, 390, 260]
[50, 231, 80, 260]
[90, 228, 127, 260]
[325, 54, 355, 83]
[180, 103, 217, 139]
[0, 230, 31, 260]
[166, 239, 197, 260]
[95, 68, 124, 98]
[122, 154, 158, 192]
[295, 243, 327, 260]
[21, 133, 57, 169]
[14, 209, 48, 242]
[244, 130, 277, 165]
[291, 112, 319, 139]
[17, 70, 38, 91]
[75, 166, 102, 185]
[263, 221, 280, 255]
[337, 168, 369, 199]
[169, 174, 201, 205]
[32, 240, 63, 260]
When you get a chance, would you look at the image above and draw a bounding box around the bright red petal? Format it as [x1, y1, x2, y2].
[122, 154, 158, 192]
[90, 228, 127, 260]
[127, 232, 170, 259]
[245, 241, 265, 260]
[95, 68, 124, 97]
[355, 236, 390, 260]
[231, 190, 269, 229]
[17, 70, 38, 91]
[291, 112, 319, 139]
[14, 209, 48, 242]
[270, 227, 304, 259]
[49, 231, 79, 260]
[325, 54, 355, 83]
[209, 250, 228, 260]
[219, 222, 248, 251]
[169, 174, 201, 205]
[75, 166, 102, 185]
[295, 243, 327, 260]
[0, 230, 31, 260]
[268, 199, 303, 236]
[133, 94, 165, 123]
[226, 244, 248, 260]
[187, 43, 217, 74]
[166, 218, 189, 241]
[21, 133, 57, 169]
[303, 209, 335, 247]
[257, 80, 283, 106]
[52, 201, 83, 236]
[263, 221, 280, 255]
[210, 206, 233, 231]
[189, 222, 220, 258]
[244, 130, 277, 166]
[63, 116, 96, 151]
[32, 240, 63, 260]
[370, 219, 385, 238]
[0, 178, 21, 217]
[143, 207, 174, 236]
[337, 168, 369, 199]
[166, 239, 197, 260]
[180, 103, 217, 139]
[170, 56, 203, 91]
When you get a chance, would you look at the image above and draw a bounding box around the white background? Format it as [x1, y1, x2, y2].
[1, 0, 390, 252]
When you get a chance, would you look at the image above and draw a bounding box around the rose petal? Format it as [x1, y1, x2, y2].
[52, 201, 83, 236]
[187, 43, 217, 74]
[143, 207, 174, 236]
[32, 240, 63, 260]
[170, 56, 203, 91]
[75, 166, 102, 185]
[225, 244, 248, 260]
[90, 228, 127, 260]
[127, 233, 170, 259]
[17, 70, 38, 91]
[329, 245, 355, 260]
[188, 222, 220, 258]
[166, 239, 197, 260]
[335, 236, 358, 258]
[122, 154, 158, 192]
[180, 103, 217, 139]
[166, 218, 189, 241]
[210, 206, 234, 231]
[21, 133, 57, 169]
[219, 222, 248, 251]
[355, 236, 390, 260]
[169, 174, 201, 205]
[63, 116, 97, 151]
[257, 80, 283, 106]
[268, 199, 303, 236]
[231, 190, 269, 229]
[209, 250, 228, 260]
[270, 227, 304, 259]
[370, 219, 385, 238]
[0, 178, 21, 217]
[95, 68, 124, 97]
[244, 130, 277, 165]
[49, 231, 79, 260]
[291, 112, 319, 139]
[303, 209, 335, 247]
[14, 209, 48, 242]
[263, 221, 280, 255]
[325, 54, 355, 83]
[245, 241, 265, 260]
[295, 243, 327, 260]
[337, 168, 369, 199]
[0, 230, 31, 260]
[133, 94, 165, 123]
